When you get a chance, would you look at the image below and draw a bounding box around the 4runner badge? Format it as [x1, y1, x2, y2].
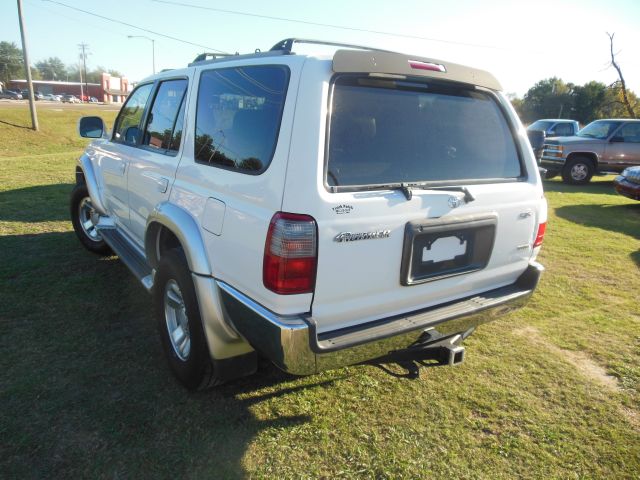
[448, 195, 461, 209]
[332, 204, 353, 215]
[334, 230, 391, 242]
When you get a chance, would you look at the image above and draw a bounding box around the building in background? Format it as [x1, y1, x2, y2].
[9, 72, 131, 103]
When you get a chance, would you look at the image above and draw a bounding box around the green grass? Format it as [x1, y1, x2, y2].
[1, 105, 639, 478]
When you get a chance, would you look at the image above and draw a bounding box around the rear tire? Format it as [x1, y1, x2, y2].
[70, 184, 111, 255]
[154, 249, 221, 390]
[562, 156, 594, 185]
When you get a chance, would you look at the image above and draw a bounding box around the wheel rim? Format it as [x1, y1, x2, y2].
[78, 197, 102, 242]
[164, 280, 191, 361]
[570, 163, 588, 181]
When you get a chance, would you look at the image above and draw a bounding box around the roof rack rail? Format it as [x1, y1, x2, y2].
[269, 38, 397, 55]
[191, 52, 237, 64]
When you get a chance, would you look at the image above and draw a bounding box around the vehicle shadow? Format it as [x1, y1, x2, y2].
[554, 203, 640, 240]
[1, 229, 335, 479]
[0, 183, 74, 222]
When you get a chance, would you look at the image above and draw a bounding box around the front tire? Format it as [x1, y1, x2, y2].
[562, 157, 594, 185]
[70, 184, 111, 255]
[154, 249, 221, 390]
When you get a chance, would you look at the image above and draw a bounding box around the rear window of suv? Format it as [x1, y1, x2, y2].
[326, 75, 522, 187]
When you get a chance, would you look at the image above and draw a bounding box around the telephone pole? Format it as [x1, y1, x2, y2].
[16, 0, 38, 131]
[78, 43, 89, 102]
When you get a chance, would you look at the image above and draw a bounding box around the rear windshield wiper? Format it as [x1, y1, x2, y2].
[329, 181, 476, 202]
[394, 183, 475, 202]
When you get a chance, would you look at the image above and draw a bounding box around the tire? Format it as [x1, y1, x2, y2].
[70, 184, 111, 255]
[544, 170, 559, 180]
[562, 156, 595, 185]
[154, 249, 221, 390]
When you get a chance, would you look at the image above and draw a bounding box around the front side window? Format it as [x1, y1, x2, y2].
[142, 79, 188, 154]
[327, 76, 521, 187]
[553, 123, 573, 136]
[113, 83, 153, 145]
[194, 65, 289, 173]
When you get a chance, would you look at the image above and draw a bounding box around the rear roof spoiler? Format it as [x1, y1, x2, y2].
[332, 49, 503, 91]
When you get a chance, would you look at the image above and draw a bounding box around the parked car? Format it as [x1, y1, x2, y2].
[42, 94, 61, 101]
[20, 89, 44, 100]
[62, 94, 80, 103]
[613, 166, 640, 200]
[0, 90, 23, 100]
[71, 38, 546, 390]
[89, 96, 99, 103]
[528, 119, 580, 137]
[541, 119, 640, 184]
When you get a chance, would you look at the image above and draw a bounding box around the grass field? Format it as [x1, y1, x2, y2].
[1, 105, 639, 479]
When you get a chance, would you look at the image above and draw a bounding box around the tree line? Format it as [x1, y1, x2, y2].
[0, 41, 122, 87]
[510, 77, 638, 125]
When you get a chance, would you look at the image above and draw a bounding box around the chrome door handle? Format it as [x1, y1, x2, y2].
[157, 177, 169, 193]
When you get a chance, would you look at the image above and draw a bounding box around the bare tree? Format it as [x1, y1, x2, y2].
[607, 32, 636, 118]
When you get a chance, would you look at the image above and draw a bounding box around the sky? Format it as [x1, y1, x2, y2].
[2, 0, 639, 96]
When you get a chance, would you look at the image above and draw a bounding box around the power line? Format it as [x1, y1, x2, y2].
[152, 0, 522, 53]
[40, 0, 227, 53]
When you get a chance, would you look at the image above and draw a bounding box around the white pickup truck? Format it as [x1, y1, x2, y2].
[71, 39, 546, 390]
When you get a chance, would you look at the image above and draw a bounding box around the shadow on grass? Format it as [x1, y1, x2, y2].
[0, 183, 74, 222]
[1, 230, 328, 478]
[555, 203, 640, 239]
[0, 118, 32, 129]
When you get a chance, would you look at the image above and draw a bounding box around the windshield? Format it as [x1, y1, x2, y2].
[326, 76, 522, 187]
[577, 120, 622, 139]
[527, 120, 553, 131]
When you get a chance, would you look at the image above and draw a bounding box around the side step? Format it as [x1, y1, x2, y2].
[99, 228, 154, 292]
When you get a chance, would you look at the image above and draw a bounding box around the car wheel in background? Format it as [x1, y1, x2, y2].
[562, 156, 594, 185]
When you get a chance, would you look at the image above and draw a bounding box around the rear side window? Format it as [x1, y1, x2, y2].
[194, 65, 289, 173]
[327, 76, 522, 187]
[113, 83, 153, 145]
[142, 79, 188, 154]
[553, 123, 573, 136]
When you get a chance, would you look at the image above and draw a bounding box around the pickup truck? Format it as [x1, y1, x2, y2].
[541, 119, 640, 184]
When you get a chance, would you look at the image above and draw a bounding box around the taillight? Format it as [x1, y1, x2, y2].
[263, 212, 318, 295]
[533, 222, 546, 248]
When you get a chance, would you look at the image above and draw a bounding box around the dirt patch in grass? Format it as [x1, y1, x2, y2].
[514, 326, 618, 391]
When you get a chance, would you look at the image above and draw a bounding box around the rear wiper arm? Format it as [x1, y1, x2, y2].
[397, 183, 475, 203]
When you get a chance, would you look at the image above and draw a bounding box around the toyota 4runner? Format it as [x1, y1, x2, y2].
[71, 39, 547, 390]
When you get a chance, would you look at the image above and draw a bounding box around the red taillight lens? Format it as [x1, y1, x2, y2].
[533, 222, 546, 248]
[263, 212, 317, 294]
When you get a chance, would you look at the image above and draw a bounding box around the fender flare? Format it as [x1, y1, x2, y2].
[79, 155, 108, 215]
[145, 202, 212, 276]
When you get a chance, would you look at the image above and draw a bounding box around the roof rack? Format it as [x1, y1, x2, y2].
[269, 38, 397, 55]
[191, 52, 237, 64]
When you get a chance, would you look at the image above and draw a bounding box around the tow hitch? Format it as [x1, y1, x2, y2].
[366, 330, 466, 379]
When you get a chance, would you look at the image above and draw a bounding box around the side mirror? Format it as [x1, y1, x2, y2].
[610, 136, 624, 143]
[79, 116, 106, 138]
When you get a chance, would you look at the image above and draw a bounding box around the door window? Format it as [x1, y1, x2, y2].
[617, 123, 640, 143]
[141, 79, 188, 154]
[112, 83, 153, 145]
[553, 123, 573, 136]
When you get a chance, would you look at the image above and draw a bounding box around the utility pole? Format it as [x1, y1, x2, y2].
[78, 43, 89, 102]
[16, 0, 38, 131]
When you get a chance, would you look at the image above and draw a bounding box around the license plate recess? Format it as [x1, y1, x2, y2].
[400, 214, 497, 286]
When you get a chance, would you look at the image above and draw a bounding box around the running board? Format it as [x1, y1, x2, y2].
[99, 228, 154, 292]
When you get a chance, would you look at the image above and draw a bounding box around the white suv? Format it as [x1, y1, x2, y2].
[71, 39, 547, 390]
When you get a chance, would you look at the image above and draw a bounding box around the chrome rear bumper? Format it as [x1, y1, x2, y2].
[217, 262, 544, 375]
